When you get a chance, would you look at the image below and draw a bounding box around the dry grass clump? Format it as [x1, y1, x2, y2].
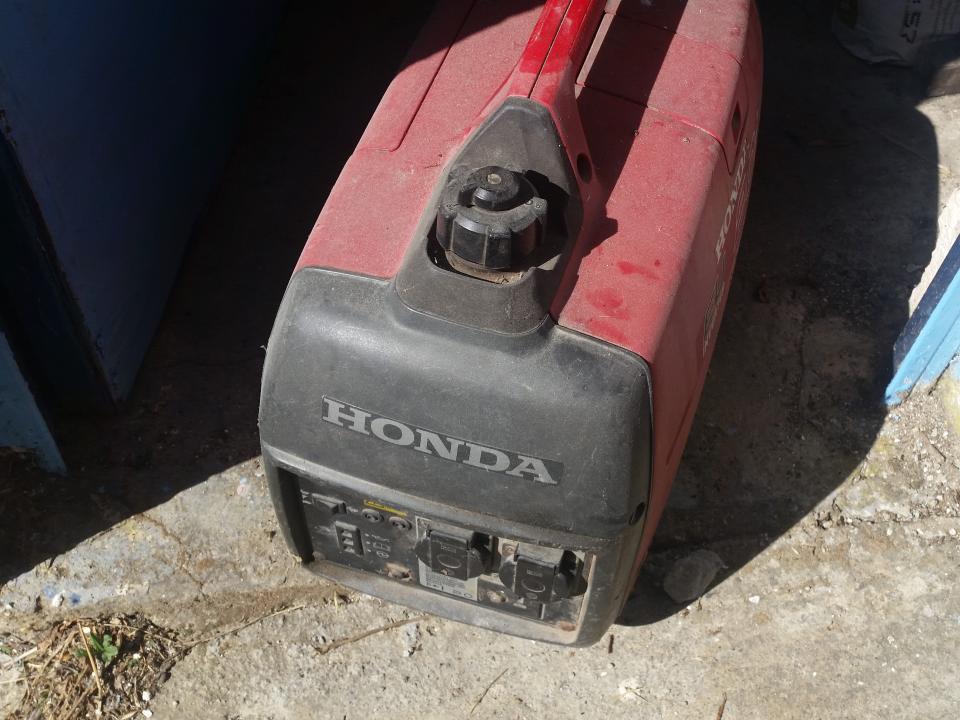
[7, 614, 181, 720]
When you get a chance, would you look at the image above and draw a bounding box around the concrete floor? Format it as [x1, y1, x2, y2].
[3, 2, 960, 718]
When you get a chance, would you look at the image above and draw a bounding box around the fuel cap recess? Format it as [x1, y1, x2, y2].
[436, 166, 547, 271]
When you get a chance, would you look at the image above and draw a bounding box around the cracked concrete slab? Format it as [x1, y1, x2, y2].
[142, 517, 959, 720]
[0, 462, 323, 631]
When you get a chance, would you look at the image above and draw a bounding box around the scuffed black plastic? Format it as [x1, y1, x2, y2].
[259, 268, 652, 645]
[396, 98, 583, 335]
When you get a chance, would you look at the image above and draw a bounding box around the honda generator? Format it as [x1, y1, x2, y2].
[259, 0, 762, 645]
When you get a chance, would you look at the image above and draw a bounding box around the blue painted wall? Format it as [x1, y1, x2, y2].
[0, 329, 64, 473]
[0, 1, 282, 403]
[888, 234, 960, 404]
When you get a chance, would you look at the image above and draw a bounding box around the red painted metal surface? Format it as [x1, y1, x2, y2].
[297, 0, 762, 591]
[297, 0, 545, 277]
[558, 0, 763, 580]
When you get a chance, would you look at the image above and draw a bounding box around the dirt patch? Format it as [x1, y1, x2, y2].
[2, 590, 358, 719]
[826, 387, 960, 527]
[6, 614, 181, 719]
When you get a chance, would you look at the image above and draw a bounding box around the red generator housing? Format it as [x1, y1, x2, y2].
[260, 0, 762, 645]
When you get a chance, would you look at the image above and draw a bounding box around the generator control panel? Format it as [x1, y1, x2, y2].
[295, 474, 590, 626]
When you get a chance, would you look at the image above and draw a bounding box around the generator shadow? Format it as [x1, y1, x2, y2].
[619, 0, 947, 625]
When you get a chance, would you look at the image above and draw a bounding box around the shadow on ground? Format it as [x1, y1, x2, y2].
[0, 1, 435, 583]
[0, 0, 949, 626]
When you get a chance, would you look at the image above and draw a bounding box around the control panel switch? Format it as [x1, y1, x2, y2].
[301, 491, 346, 525]
[335, 521, 363, 556]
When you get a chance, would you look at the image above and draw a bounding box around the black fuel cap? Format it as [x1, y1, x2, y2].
[436, 166, 547, 270]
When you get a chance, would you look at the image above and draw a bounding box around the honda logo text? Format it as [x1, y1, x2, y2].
[321, 397, 562, 485]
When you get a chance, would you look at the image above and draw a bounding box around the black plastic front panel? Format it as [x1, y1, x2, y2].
[259, 268, 652, 644]
[287, 469, 589, 625]
[262, 440, 639, 645]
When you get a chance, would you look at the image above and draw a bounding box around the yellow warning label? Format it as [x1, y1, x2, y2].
[363, 500, 407, 517]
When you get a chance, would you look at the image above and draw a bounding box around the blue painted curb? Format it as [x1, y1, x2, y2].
[887, 233, 960, 405]
[0, 331, 65, 474]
